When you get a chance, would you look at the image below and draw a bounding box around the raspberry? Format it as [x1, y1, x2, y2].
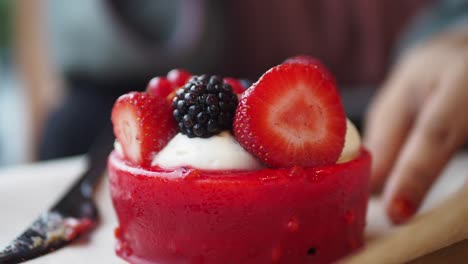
[172, 75, 238, 138]
[146, 77, 174, 97]
[167, 69, 192, 87]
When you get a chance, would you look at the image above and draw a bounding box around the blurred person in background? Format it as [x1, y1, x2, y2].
[14, 0, 468, 224]
[14, 0, 223, 162]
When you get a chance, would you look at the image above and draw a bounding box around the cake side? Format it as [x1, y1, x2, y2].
[108, 149, 370, 263]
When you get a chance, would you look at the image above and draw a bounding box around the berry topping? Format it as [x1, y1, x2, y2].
[111, 92, 177, 166]
[167, 69, 192, 87]
[224, 77, 246, 94]
[146, 77, 175, 97]
[233, 63, 346, 168]
[172, 75, 238, 138]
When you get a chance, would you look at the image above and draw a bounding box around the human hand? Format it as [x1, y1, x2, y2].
[364, 30, 468, 224]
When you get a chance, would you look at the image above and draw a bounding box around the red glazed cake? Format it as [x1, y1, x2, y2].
[108, 58, 371, 263]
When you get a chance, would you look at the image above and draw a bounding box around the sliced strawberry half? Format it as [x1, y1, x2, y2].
[224, 77, 246, 94]
[233, 63, 346, 168]
[283, 55, 336, 84]
[111, 92, 178, 166]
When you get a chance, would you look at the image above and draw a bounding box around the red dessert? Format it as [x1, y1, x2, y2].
[109, 150, 369, 263]
[108, 59, 371, 263]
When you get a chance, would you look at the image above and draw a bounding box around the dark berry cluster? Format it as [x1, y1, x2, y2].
[172, 75, 238, 138]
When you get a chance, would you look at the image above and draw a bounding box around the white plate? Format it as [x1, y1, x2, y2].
[1, 153, 467, 263]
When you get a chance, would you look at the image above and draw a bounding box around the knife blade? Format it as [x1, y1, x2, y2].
[0, 124, 114, 264]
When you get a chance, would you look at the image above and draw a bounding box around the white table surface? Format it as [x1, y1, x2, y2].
[1, 152, 467, 264]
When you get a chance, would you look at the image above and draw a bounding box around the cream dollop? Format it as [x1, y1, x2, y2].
[337, 119, 361, 163]
[152, 131, 265, 170]
[118, 120, 361, 169]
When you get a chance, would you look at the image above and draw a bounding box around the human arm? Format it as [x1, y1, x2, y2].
[13, 0, 63, 161]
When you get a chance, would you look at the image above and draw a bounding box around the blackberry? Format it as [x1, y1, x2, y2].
[172, 75, 238, 138]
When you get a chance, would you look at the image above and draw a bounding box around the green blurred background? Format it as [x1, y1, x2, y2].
[0, 0, 12, 51]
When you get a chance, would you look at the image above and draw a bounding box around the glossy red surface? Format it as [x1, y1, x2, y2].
[108, 149, 371, 264]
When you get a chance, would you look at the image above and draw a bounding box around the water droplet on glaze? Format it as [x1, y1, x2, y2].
[271, 246, 283, 262]
[288, 166, 303, 178]
[287, 218, 299, 232]
[348, 237, 358, 249]
[307, 169, 327, 182]
[168, 241, 180, 254]
[344, 210, 355, 224]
